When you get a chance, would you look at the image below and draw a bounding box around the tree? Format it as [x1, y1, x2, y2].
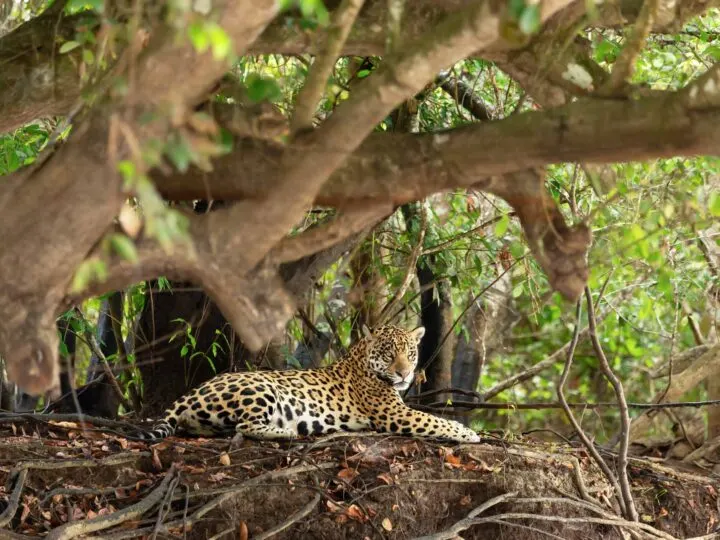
[4, 0, 674, 395]
[1, 1, 720, 535]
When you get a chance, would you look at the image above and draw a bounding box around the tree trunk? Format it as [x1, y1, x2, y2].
[699, 221, 720, 439]
[416, 260, 455, 399]
[452, 263, 516, 395]
[135, 280, 247, 416]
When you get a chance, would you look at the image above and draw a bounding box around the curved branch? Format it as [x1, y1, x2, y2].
[0, 0, 281, 395]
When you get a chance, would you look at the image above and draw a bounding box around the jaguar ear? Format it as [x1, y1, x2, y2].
[361, 324, 373, 340]
[410, 326, 425, 344]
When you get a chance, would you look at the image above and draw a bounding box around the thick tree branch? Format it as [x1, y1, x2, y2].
[153, 91, 720, 207]
[438, 71, 493, 121]
[600, 0, 659, 95]
[629, 344, 720, 442]
[268, 204, 391, 264]
[205, 0, 576, 276]
[682, 63, 720, 109]
[0, 1, 281, 394]
[66, 214, 364, 350]
[480, 170, 592, 300]
[290, 0, 366, 133]
[5, 0, 707, 134]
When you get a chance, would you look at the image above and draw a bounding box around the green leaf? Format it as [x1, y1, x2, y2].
[298, 0, 329, 25]
[217, 128, 234, 154]
[356, 69, 372, 79]
[512, 284, 524, 298]
[495, 214, 510, 237]
[117, 160, 136, 186]
[70, 258, 106, 293]
[82, 48, 95, 65]
[87, 0, 104, 11]
[508, 0, 526, 20]
[165, 136, 193, 173]
[109, 234, 139, 263]
[656, 271, 673, 296]
[626, 224, 645, 241]
[625, 338, 643, 357]
[65, 0, 104, 12]
[509, 241, 525, 259]
[518, 4, 540, 34]
[59, 41, 81, 54]
[7, 151, 20, 172]
[245, 74, 283, 103]
[709, 191, 720, 217]
[188, 22, 210, 53]
[704, 45, 720, 61]
[207, 24, 232, 60]
[595, 39, 618, 63]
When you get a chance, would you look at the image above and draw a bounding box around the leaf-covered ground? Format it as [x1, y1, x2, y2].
[0, 417, 718, 539]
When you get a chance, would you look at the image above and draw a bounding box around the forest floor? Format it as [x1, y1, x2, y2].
[0, 415, 718, 539]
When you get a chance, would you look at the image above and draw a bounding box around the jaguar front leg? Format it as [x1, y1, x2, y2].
[233, 419, 299, 441]
[369, 391, 480, 443]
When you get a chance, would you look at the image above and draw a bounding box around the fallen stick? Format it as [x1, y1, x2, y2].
[45, 464, 178, 540]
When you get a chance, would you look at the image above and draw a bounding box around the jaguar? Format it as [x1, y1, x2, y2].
[139, 325, 480, 443]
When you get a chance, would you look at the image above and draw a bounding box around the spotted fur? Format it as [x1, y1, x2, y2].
[139, 325, 479, 443]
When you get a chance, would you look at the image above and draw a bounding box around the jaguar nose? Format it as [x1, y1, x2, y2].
[398, 367, 413, 380]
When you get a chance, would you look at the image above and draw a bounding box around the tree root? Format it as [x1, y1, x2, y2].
[0, 468, 28, 528]
[254, 492, 322, 540]
[45, 464, 178, 540]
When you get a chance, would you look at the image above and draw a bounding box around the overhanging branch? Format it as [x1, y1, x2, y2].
[152, 91, 720, 207]
[67, 211, 367, 350]
[5, 0, 705, 135]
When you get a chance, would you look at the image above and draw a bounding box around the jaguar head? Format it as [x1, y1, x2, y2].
[363, 325, 425, 391]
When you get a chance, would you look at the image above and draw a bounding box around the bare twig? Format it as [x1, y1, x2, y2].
[150, 474, 180, 540]
[630, 344, 720, 441]
[436, 70, 493, 122]
[421, 213, 515, 257]
[556, 300, 627, 518]
[600, 0, 659, 95]
[682, 434, 720, 464]
[162, 463, 335, 535]
[0, 468, 28, 528]
[409, 398, 720, 412]
[85, 331, 133, 413]
[15, 452, 148, 472]
[270, 205, 390, 264]
[408, 259, 522, 381]
[41, 483, 142, 505]
[0, 412, 140, 431]
[290, 0, 366, 133]
[46, 465, 178, 540]
[379, 204, 428, 322]
[76, 305, 132, 412]
[108, 291, 142, 413]
[486, 519, 566, 540]
[254, 492, 322, 540]
[412, 491, 518, 540]
[482, 326, 591, 401]
[415, 495, 695, 540]
[585, 287, 638, 522]
[570, 457, 596, 505]
[406, 387, 483, 402]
